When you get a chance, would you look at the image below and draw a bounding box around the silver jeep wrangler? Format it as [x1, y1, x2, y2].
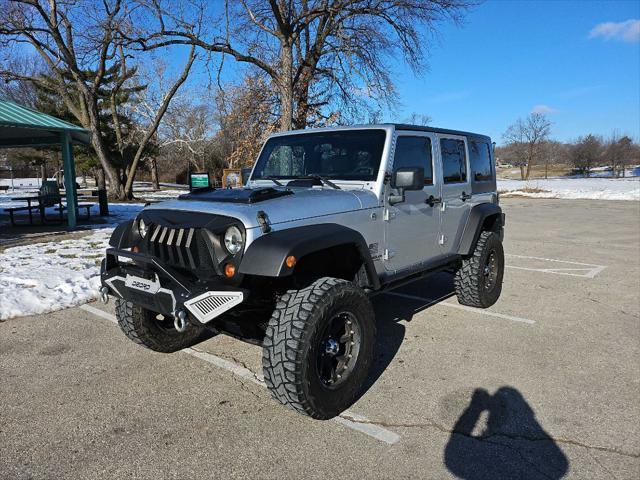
[101, 124, 505, 419]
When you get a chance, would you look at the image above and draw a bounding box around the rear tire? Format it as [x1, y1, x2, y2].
[262, 277, 376, 419]
[454, 230, 504, 308]
[115, 299, 204, 353]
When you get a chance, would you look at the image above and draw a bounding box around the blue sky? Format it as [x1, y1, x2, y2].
[391, 0, 640, 144]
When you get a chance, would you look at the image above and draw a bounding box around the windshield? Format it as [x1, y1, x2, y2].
[251, 129, 386, 182]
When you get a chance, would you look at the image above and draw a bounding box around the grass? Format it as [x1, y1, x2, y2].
[496, 164, 574, 180]
[499, 186, 551, 196]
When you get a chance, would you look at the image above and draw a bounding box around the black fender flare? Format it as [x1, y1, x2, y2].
[109, 220, 136, 249]
[457, 203, 505, 255]
[239, 223, 380, 290]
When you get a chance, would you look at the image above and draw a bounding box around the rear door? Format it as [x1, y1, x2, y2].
[384, 132, 442, 271]
[438, 135, 472, 254]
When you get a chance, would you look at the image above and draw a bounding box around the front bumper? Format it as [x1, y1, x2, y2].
[100, 248, 246, 324]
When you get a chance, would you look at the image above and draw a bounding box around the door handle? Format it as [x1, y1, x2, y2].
[426, 195, 442, 207]
[460, 191, 472, 201]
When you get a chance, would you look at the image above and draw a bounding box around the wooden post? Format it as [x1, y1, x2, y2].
[61, 132, 78, 228]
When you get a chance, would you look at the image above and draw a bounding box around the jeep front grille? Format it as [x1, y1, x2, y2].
[147, 225, 212, 272]
[183, 291, 244, 323]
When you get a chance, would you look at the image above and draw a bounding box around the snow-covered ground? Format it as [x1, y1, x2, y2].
[0, 203, 142, 321]
[498, 177, 640, 201]
[0, 229, 112, 320]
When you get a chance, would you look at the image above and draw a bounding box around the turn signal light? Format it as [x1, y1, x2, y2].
[285, 255, 297, 268]
[224, 263, 236, 278]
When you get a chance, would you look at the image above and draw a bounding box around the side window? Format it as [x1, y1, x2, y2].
[470, 141, 492, 181]
[393, 136, 434, 185]
[440, 138, 467, 184]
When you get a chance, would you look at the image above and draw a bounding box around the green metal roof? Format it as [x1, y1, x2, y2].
[0, 99, 91, 148]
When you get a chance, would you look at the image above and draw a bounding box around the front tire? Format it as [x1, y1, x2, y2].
[262, 277, 376, 419]
[115, 299, 204, 353]
[454, 230, 504, 308]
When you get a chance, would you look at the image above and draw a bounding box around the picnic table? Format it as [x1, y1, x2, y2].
[7, 195, 46, 225]
[4, 181, 96, 226]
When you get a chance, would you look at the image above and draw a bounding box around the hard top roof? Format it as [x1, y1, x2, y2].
[385, 124, 492, 142]
[268, 123, 491, 142]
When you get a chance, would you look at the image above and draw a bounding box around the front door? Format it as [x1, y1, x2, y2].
[384, 133, 442, 272]
[438, 135, 472, 254]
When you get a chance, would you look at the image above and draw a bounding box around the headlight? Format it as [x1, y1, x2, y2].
[224, 226, 244, 255]
[138, 218, 148, 238]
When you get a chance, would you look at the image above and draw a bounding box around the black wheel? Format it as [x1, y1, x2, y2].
[262, 277, 376, 419]
[115, 299, 204, 353]
[454, 230, 504, 308]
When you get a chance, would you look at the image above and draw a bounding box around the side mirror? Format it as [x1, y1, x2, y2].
[389, 167, 424, 205]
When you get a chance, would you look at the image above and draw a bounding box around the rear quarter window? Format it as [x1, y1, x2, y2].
[470, 141, 493, 182]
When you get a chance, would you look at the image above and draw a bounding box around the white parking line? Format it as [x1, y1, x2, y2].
[505, 254, 607, 278]
[79, 303, 401, 445]
[82, 303, 118, 324]
[383, 291, 536, 325]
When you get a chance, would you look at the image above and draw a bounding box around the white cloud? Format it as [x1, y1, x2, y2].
[589, 19, 640, 43]
[531, 105, 557, 114]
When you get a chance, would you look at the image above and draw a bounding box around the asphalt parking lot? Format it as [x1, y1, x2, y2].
[1, 198, 639, 479]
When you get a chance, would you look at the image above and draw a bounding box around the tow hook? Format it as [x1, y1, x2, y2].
[99, 286, 109, 304]
[174, 309, 188, 332]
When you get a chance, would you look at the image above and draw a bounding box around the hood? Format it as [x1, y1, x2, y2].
[145, 187, 379, 229]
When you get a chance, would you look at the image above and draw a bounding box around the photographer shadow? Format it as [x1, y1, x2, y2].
[445, 387, 569, 479]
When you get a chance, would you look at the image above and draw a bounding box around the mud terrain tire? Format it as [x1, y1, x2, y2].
[454, 230, 504, 308]
[115, 299, 204, 353]
[262, 277, 376, 419]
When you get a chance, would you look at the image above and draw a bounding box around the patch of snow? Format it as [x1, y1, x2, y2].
[0, 229, 111, 320]
[498, 177, 640, 201]
[0, 203, 143, 321]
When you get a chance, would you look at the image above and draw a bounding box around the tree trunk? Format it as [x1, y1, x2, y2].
[520, 165, 525, 180]
[84, 94, 126, 199]
[40, 162, 47, 181]
[150, 158, 160, 190]
[525, 145, 534, 180]
[96, 167, 106, 191]
[278, 42, 294, 132]
[544, 158, 548, 179]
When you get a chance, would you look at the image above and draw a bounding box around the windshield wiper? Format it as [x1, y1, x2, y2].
[314, 175, 340, 190]
[296, 175, 340, 190]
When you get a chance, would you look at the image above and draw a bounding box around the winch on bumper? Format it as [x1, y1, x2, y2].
[100, 248, 246, 327]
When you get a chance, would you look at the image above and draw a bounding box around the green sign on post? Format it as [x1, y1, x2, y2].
[190, 172, 210, 190]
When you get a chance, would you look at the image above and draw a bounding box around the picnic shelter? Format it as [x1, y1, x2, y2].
[0, 99, 91, 228]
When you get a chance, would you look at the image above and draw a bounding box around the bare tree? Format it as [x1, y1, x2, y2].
[570, 134, 602, 177]
[212, 75, 279, 170]
[502, 113, 552, 180]
[403, 112, 433, 126]
[0, 0, 196, 199]
[0, 55, 40, 107]
[122, 0, 471, 131]
[539, 140, 568, 179]
[158, 98, 214, 172]
[604, 132, 636, 178]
